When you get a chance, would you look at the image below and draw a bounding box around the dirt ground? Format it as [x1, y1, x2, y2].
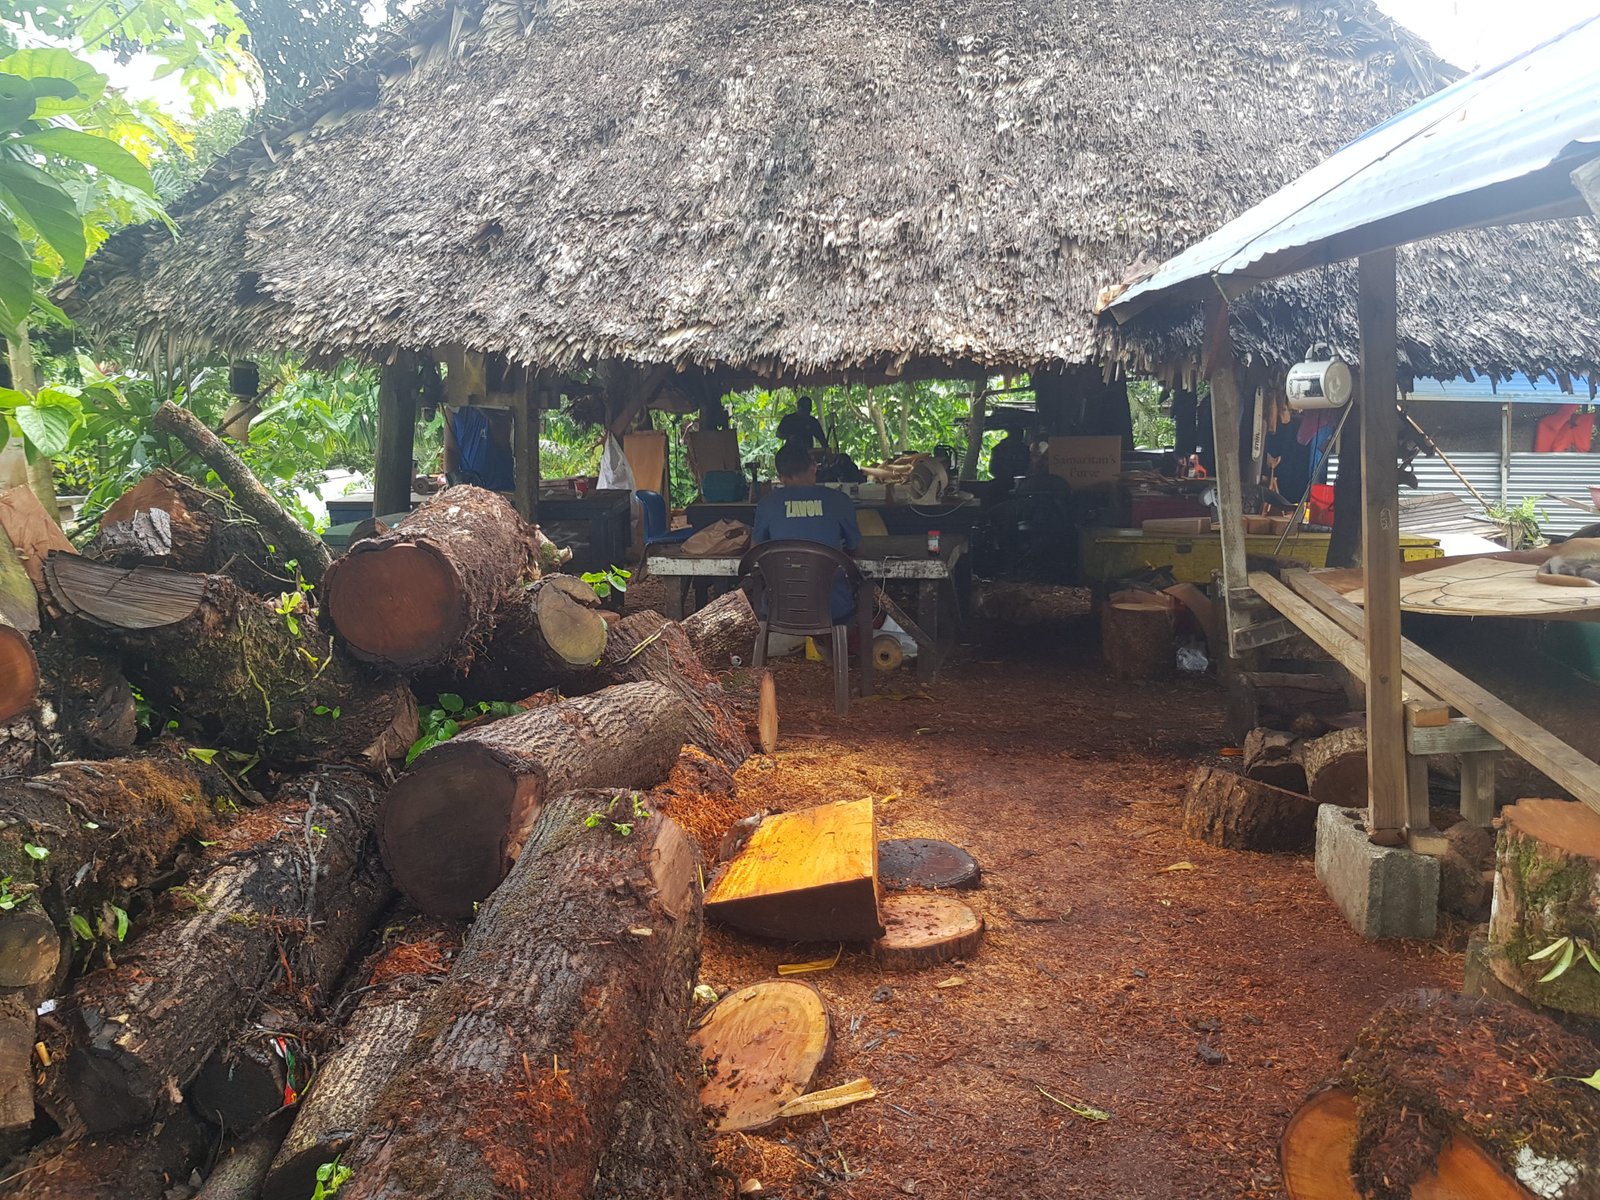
[655, 592, 1459, 1200]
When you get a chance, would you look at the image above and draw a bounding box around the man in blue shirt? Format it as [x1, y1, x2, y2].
[753, 440, 862, 621]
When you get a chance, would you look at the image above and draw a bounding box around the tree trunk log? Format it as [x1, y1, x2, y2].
[1279, 990, 1598, 1199]
[149, 402, 333, 585]
[1488, 798, 1600, 1018]
[323, 485, 537, 673]
[193, 1112, 294, 1200]
[1183, 765, 1318, 852]
[682, 587, 759, 671]
[262, 924, 462, 1200]
[1302, 727, 1368, 807]
[33, 635, 134, 757]
[340, 790, 707, 1200]
[0, 615, 35, 727]
[456, 575, 607, 701]
[381, 681, 688, 918]
[65, 774, 388, 1132]
[0, 1108, 208, 1200]
[1242, 728, 1308, 793]
[1247, 671, 1349, 723]
[45, 556, 414, 767]
[1102, 600, 1174, 681]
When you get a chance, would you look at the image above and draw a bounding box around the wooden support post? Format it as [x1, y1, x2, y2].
[1407, 754, 1431, 826]
[1460, 752, 1498, 827]
[374, 353, 418, 520]
[1202, 298, 1251, 658]
[1499, 402, 1512, 507]
[512, 370, 541, 524]
[961, 382, 985, 482]
[1358, 249, 1407, 835]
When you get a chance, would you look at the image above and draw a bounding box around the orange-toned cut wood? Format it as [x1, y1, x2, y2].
[1281, 1087, 1535, 1200]
[757, 668, 778, 753]
[703, 798, 883, 942]
[689, 980, 831, 1132]
[873, 894, 983, 969]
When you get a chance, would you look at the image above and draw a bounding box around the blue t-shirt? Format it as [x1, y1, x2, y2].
[449, 407, 515, 492]
[753, 485, 862, 620]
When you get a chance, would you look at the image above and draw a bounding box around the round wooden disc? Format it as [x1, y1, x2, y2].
[757, 669, 778, 754]
[871, 634, 904, 672]
[1280, 1086, 1536, 1200]
[535, 577, 609, 665]
[878, 838, 981, 891]
[328, 542, 464, 666]
[689, 980, 830, 1132]
[873, 894, 984, 970]
[0, 626, 37, 723]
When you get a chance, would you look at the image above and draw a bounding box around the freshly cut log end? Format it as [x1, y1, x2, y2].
[326, 541, 465, 668]
[380, 682, 689, 917]
[1103, 599, 1174, 681]
[689, 981, 831, 1132]
[757, 668, 778, 754]
[0, 619, 36, 723]
[873, 894, 984, 969]
[456, 575, 608, 700]
[683, 587, 759, 670]
[1183, 765, 1318, 852]
[878, 838, 981, 891]
[45, 553, 206, 629]
[1243, 728, 1307, 794]
[0, 905, 59, 988]
[1303, 727, 1368, 807]
[536, 574, 608, 665]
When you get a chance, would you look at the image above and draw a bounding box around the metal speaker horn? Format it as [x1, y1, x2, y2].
[1285, 359, 1352, 411]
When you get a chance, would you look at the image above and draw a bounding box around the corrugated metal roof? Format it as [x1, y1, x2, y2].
[1109, 16, 1600, 316]
[1408, 372, 1594, 404]
[1327, 451, 1600, 537]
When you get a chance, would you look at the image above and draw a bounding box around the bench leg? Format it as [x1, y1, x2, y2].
[1407, 753, 1431, 830]
[832, 625, 849, 715]
[1461, 752, 1497, 827]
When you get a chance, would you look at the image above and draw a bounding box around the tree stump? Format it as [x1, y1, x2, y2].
[380, 681, 688, 917]
[689, 980, 831, 1132]
[1102, 599, 1174, 681]
[874, 894, 984, 969]
[323, 484, 536, 673]
[1183, 765, 1318, 852]
[682, 586, 759, 670]
[1243, 728, 1308, 793]
[1302, 727, 1368, 807]
[338, 791, 710, 1200]
[1488, 798, 1600, 1018]
[1280, 990, 1598, 1199]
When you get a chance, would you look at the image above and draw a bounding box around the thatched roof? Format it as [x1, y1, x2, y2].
[64, 0, 1600, 383]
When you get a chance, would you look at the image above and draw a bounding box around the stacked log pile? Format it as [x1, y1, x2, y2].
[0, 432, 758, 1198]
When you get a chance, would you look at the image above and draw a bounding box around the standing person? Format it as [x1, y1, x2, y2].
[776, 395, 829, 451]
[753, 440, 862, 622]
[987, 420, 1031, 491]
[443, 405, 515, 492]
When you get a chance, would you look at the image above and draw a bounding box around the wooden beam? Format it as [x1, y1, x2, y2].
[961, 381, 985, 482]
[1407, 718, 1504, 756]
[1358, 249, 1407, 833]
[1202, 298, 1252, 657]
[374, 353, 418, 519]
[512, 370, 541, 524]
[1460, 752, 1498, 827]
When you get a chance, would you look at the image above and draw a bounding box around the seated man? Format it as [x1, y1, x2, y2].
[753, 439, 862, 622]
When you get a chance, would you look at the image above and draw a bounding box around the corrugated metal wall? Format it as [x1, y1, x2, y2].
[1328, 452, 1600, 537]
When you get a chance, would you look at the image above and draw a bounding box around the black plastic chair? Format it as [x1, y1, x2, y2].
[739, 539, 874, 715]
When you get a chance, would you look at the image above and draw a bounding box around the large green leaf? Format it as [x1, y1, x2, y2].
[15, 403, 75, 458]
[20, 128, 156, 196]
[0, 74, 38, 134]
[0, 50, 103, 116]
[0, 222, 31, 333]
[0, 159, 86, 272]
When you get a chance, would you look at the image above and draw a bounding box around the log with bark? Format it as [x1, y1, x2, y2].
[1102, 598, 1175, 681]
[1279, 990, 1599, 1200]
[87, 468, 299, 596]
[455, 575, 608, 701]
[380, 681, 688, 918]
[323, 485, 536, 673]
[262, 924, 462, 1200]
[32, 635, 133, 757]
[682, 586, 759, 670]
[64, 772, 390, 1133]
[1302, 727, 1368, 807]
[1183, 765, 1318, 853]
[0, 1107, 208, 1200]
[150, 402, 333, 585]
[1242, 729, 1308, 793]
[45, 555, 414, 767]
[338, 790, 711, 1200]
[0, 615, 35, 729]
[1488, 798, 1600, 1018]
[192, 1112, 294, 1200]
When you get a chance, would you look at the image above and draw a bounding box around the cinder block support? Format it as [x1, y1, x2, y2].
[1314, 805, 1439, 940]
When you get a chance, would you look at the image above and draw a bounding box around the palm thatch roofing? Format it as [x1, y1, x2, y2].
[64, 0, 1600, 385]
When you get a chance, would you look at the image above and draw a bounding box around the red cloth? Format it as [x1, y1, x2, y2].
[1536, 403, 1583, 452]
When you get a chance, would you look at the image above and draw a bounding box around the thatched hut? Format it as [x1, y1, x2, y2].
[65, 0, 1600, 509]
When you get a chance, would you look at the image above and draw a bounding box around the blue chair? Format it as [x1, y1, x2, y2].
[637, 490, 692, 546]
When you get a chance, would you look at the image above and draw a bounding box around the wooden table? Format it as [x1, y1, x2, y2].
[646, 535, 969, 681]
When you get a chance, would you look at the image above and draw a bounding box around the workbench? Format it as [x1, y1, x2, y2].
[1079, 527, 1443, 585]
[686, 498, 984, 538]
[646, 534, 970, 681]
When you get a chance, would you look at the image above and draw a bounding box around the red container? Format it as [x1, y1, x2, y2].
[1308, 484, 1336, 527]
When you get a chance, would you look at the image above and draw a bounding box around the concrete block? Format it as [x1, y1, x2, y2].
[1314, 806, 1439, 940]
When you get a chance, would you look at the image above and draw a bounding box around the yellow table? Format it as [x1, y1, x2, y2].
[1080, 527, 1442, 586]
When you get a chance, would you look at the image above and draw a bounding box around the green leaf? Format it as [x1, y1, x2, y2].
[0, 221, 33, 333]
[22, 841, 47, 860]
[15, 403, 75, 458]
[111, 904, 129, 941]
[438, 693, 465, 714]
[1540, 938, 1578, 984]
[18, 126, 156, 199]
[0, 50, 105, 115]
[1528, 936, 1571, 961]
[1579, 1069, 1600, 1092]
[0, 74, 38, 133]
[0, 160, 87, 272]
[187, 747, 219, 764]
[69, 911, 92, 941]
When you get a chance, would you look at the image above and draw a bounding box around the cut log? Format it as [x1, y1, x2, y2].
[757, 667, 778, 754]
[455, 574, 607, 700]
[1183, 764, 1318, 852]
[878, 838, 982, 891]
[1302, 726, 1368, 807]
[682, 587, 759, 670]
[1103, 599, 1174, 681]
[0, 614, 34, 728]
[635, 744, 743, 861]
[189, 1038, 290, 1135]
[1247, 671, 1349, 722]
[33, 636, 133, 756]
[323, 485, 536, 673]
[873, 894, 984, 969]
[689, 981, 831, 1132]
[262, 925, 461, 1200]
[380, 681, 688, 918]
[1242, 728, 1308, 793]
[1437, 821, 1494, 922]
[149, 402, 333, 584]
[704, 798, 884, 943]
[193, 1112, 294, 1200]
[973, 581, 1092, 625]
[65, 773, 389, 1132]
[338, 790, 706, 1200]
[872, 633, 905, 672]
[0, 1107, 208, 1200]
[1488, 798, 1600, 1017]
[1279, 990, 1598, 1199]
[45, 556, 414, 766]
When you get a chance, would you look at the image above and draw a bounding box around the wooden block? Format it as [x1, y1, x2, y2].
[1141, 516, 1211, 535]
[704, 798, 884, 942]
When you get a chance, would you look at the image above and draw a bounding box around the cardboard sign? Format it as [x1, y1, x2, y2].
[1046, 437, 1122, 489]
